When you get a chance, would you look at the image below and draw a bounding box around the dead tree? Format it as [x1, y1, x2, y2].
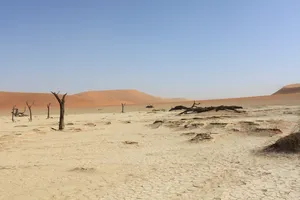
[47, 103, 51, 119]
[17, 106, 27, 117]
[169, 101, 200, 111]
[51, 92, 67, 130]
[26, 101, 34, 121]
[121, 103, 126, 113]
[11, 105, 16, 122]
[178, 105, 244, 115]
[14, 108, 19, 117]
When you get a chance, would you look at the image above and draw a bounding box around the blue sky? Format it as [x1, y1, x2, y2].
[0, 0, 299, 99]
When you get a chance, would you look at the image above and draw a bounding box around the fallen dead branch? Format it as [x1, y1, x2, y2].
[178, 105, 244, 115]
[169, 105, 189, 111]
[123, 141, 138, 145]
[169, 101, 200, 111]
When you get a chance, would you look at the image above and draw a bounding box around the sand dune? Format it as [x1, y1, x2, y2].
[1, 84, 299, 111]
[273, 83, 300, 95]
[0, 92, 93, 110]
[0, 90, 171, 110]
[74, 90, 166, 105]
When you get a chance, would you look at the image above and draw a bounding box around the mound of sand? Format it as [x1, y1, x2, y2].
[273, 84, 300, 95]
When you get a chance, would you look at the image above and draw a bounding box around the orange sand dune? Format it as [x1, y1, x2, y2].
[0, 90, 170, 110]
[0, 91, 94, 110]
[1, 84, 299, 110]
[74, 90, 165, 106]
[273, 83, 300, 95]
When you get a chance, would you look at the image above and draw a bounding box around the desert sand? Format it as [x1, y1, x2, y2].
[1, 101, 300, 200]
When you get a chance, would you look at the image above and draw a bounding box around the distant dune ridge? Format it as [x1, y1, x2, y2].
[0, 83, 299, 110]
[273, 84, 300, 95]
[0, 89, 186, 109]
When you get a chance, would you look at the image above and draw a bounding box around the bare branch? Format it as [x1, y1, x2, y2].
[51, 91, 61, 103]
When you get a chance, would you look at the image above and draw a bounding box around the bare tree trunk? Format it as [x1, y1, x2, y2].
[121, 103, 126, 113]
[14, 108, 19, 117]
[47, 103, 51, 119]
[11, 105, 16, 122]
[51, 92, 67, 130]
[26, 101, 34, 122]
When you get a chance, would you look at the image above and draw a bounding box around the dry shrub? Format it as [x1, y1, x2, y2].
[189, 133, 213, 143]
[264, 132, 300, 153]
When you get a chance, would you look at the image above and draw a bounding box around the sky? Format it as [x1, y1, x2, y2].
[0, 0, 299, 99]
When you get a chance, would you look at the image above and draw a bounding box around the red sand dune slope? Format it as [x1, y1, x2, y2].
[273, 84, 300, 95]
[0, 90, 170, 110]
[73, 90, 165, 105]
[0, 92, 93, 109]
[0, 84, 299, 110]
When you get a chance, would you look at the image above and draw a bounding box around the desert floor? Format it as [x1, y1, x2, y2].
[1, 104, 300, 200]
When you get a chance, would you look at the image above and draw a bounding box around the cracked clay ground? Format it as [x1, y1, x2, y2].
[1, 105, 300, 199]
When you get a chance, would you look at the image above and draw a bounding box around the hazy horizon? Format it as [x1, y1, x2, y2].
[1, 0, 299, 99]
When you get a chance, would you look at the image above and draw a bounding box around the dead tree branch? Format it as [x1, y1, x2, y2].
[17, 106, 27, 117]
[51, 92, 67, 130]
[169, 101, 200, 111]
[178, 105, 244, 115]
